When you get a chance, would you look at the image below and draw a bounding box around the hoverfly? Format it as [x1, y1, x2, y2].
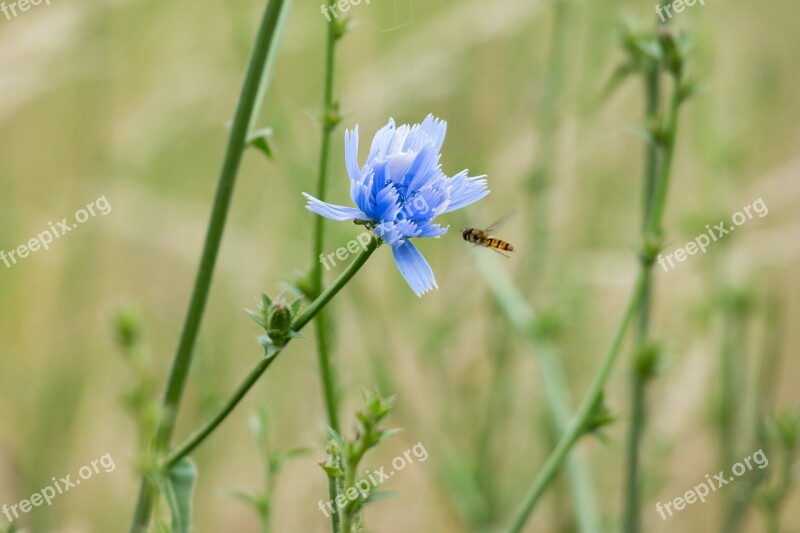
[462, 213, 515, 258]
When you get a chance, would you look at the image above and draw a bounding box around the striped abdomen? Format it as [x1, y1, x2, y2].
[484, 237, 514, 251]
[462, 228, 515, 252]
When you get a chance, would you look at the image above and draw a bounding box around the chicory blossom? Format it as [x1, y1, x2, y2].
[303, 115, 489, 296]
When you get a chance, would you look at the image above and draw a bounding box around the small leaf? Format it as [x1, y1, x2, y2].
[366, 489, 400, 504]
[225, 489, 268, 517]
[258, 335, 284, 359]
[160, 458, 198, 533]
[245, 308, 267, 329]
[584, 392, 616, 436]
[319, 462, 343, 479]
[325, 425, 347, 451]
[626, 125, 658, 146]
[289, 297, 303, 317]
[270, 447, 312, 473]
[679, 79, 710, 103]
[598, 62, 637, 103]
[248, 408, 269, 442]
[247, 127, 274, 159]
[377, 428, 403, 444]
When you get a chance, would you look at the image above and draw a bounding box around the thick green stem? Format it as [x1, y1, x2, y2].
[162, 237, 380, 471]
[129, 1, 290, 529]
[340, 467, 357, 533]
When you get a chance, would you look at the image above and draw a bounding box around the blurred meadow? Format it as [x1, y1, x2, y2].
[0, 0, 798, 531]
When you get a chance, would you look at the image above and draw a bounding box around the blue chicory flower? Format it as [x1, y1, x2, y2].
[303, 115, 489, 296]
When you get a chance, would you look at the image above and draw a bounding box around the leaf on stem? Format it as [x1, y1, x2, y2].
[158, 458, 198, 533]
[246, 127, 274, 160]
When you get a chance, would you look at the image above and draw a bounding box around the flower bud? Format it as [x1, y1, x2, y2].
[267, 301, 293, 344]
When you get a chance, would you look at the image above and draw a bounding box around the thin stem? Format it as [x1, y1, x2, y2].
[719, 300, 749, 530]
[506, 269, 648, 533]
[163, 237, 380, 470]
[623, 360, 647, 533]
[311, 14, 342, 532]
[505, 76, 684, 533]
[622, 43, 662, 533]
[474, 252, 600, 533]
[130, 1, 290, 529]
[644, 87, 681, 240]
[164, 357, 273, 469]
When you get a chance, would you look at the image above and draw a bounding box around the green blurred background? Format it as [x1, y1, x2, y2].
[0, 0, 798, 531]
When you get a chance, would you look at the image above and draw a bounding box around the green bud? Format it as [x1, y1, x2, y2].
[640, 233, 664, 267]
[657, 27, 683, 78]
[325, 439, 340, 456]
[635, 342, 662, 380]
[113, 309, 141, 349]
[267, 301, 293, 343]
[583, 392, 615, 435]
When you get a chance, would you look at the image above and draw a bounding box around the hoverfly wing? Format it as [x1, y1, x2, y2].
[483, 211, 515, 234]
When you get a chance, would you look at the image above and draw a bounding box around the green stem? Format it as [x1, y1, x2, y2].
[130, 1, 290, 529]
[622, 44, 662, 533]
[162, 237, 380, 470]
[340, 467, 357, 533]
[644, 88, 681, 241]
[506, 269, 647, 533]
[719, 300, 749, 530]
[505, 76, 684, 533]
[623, 358, 647, 533]
[163, 357, 274, 470]
[474, 252, 600, 533]
[310, 13, 342, 533]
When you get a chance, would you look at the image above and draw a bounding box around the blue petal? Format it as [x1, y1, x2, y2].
[404, 145, 441, 192]
[351, 168, 376, 219]
[385, 152, 416, 189]
[442, 171, 490, 213]
[391, 240, 438, 297]
[368, 119, 396, 161]
[419, 114, 447, 151]
[409, 185, 446, 220]
[393, 219, 422, 238]
[303, 193, 367, 221]
[391, 220, 447, 239]
[386, 125, 411, 156]
[375, 184, 401, 222]
[344, 126, 360, 183]
[373, 222, 402, 245]
[415, 222, 448, 238]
